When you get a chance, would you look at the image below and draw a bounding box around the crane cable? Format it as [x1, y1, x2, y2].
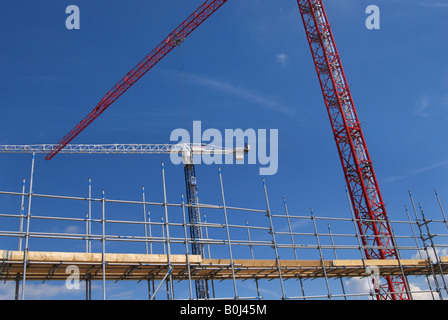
[176, 44, 190, 135]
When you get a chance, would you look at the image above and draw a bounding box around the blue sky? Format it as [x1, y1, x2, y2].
[0, 0, 447, 300]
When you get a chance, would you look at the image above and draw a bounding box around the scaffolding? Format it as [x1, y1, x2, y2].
[0, 156, 447, 300]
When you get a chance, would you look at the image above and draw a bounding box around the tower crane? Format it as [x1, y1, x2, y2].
[0, 142, 249, 299]
[25, 0, 409, 299]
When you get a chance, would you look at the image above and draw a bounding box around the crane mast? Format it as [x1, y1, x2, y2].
[183, 160, 208, 298]
[296, 0, 410, 300]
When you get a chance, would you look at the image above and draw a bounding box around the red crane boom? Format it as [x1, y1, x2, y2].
[45, 0, 228, 160]
[297, 0, 410, 299]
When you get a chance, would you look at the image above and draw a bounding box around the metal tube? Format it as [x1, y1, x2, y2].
[218, 168, 238, 299]
[283, 197, 307, 299]
[150, 269, 172, 300]
[85, 212, 89, 253]
[435, 189, 448, 232]
[101, 189, 106, 300]
[346, 186, 374, 300]
[148, 210, 153, 254]
[0, 167, 447, 301]
[161, 216, 166, 255]
[328, 224, 346, 299]
[404, 205, 435, 300]
[142, 186, 149, 255]
[88, 178, 92, 253]
[283, 198, 298, 260]
[262, 178, 286, 300]
[21, 152, 35, 300]
[389, 225, 412, 299]
[203, 212, 215, 298]
[246, 220, 255, 260]
[203, 213, 211, 259]
[345, 186, 365, 260]
[418, 203, 448, 297]
[18, 179, 25, 251]
[409, 191, 442, 300]
[311, 209, 332, 300]
[161, 162, 174, 300]
[15, 275, 20, 300]
[245, 219, 261, 299]
[181, 194, 194, 300]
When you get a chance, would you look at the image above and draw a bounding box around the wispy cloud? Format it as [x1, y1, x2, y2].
[414, 97, 430, 118]
[183, 73, 295, 116]
[414, 94, 448, 118]
[276, 53, 288, 67]
[0, 75, 65, 82]
[65, 225, 81, 234]
[418, 2, 448, 8]
[385, 160, 448, 183]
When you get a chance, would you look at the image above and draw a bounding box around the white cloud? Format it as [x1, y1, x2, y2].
[0, 281, 82, 300]
[414, 96, 430, 118]
[276, 53, 288, 67]
[385, 159, 448, 183]
[414, 94, 448, 118]
[0, 282, 15, 300]
[344, 277, 440, 300]
[65, 225, 81, 234]
[409, 283, 436, 300]
[418, 2, 448, 8]
[412, 248, 448, 263]
[184, 73, 295, 115]
[344, 277, 373, 299]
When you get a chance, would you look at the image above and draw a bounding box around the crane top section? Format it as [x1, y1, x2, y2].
[0, 143, 249, 158]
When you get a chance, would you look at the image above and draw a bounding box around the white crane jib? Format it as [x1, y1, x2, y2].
[0, 143, 250, 163]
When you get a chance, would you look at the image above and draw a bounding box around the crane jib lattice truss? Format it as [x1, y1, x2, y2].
[297, 0, 410, 300]
[34, 0, 411, 299]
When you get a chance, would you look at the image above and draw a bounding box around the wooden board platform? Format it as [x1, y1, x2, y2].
[1, 250, 446, 281]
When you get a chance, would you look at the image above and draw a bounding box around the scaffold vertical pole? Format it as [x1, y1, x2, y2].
[409, 191, 443, 300]
[18, 179, 25, 251]
[311, 208, 332, 299]
[404, 205, 435, 300]
[245, 220, 261, 299]
[262, 178, 286, 300]
[218, 167, 238, 299]
[418, 203, 448, 296]
[101, 189, 106, 300]
[328, 224, 347, 299]
[161, 162, 174, 300]
[21, 152, 35, 300]
[283, 197, 306, 298]
[148, 210, 153, 254]
[142, 186, 149, 255]
[435, 189, 448, 232]
[88, 178, 92, 253]
[181, 194, 194, 300]
[203, 213, 211, 259]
